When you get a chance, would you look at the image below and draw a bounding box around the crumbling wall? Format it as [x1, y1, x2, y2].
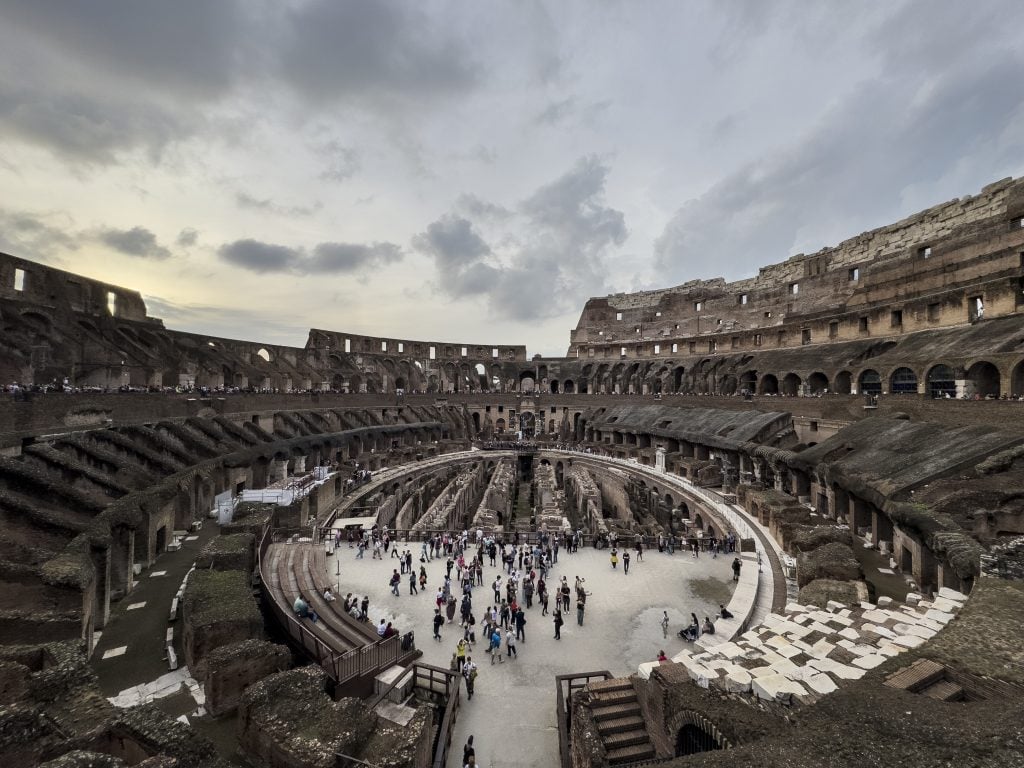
[203, 639, 290, 717]
[181, 569, 263, 679]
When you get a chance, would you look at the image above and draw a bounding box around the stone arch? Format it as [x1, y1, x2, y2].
[858, 368, 881, 395]
[719, 374, 738, 395]
[495, 418, 506, 433]
[966, 360, 1000, 398]
[739, 370, 757, 393]
[474, 363, 488, 391]
[1011, 360, 1024, 398]
[256, 348, 272, 363]
[550, 379, 560, 393]
[926, 364, 957, 398]
[807, 371, 829, 395]
[782, 372, 801, 396]
[889, 366, 918, 394]
[834, 370, 852, 395]
[519, 371, 536, 393]
[472, 412, 481, 432]
[758, 373, 779, 395]
[672, 365, 686, 393]
[670, 710, 730, 756]
[563, 379, 576, 394]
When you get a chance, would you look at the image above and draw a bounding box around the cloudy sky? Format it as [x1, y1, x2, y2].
[1, 1, 1022, 356]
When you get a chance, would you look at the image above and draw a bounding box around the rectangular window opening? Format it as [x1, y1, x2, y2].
[801, 328, 811, 345]
[859, 316, 869, 333]
[344, 338, 352, 353]
[809, 421, 819, 433]
[828, 321, 839, 339]
[753, 333, 762, 347]
[694, 301, 703, 311]
[653, 344, 660, 354]
[429, 346, 436, 360]
[688, 341, 696, 354]
[616, 312, 623, 321]
[671, 343, 678, 353]
[919, 245, 932, 258]
[397, 342, 404, 353]
[381, 341, 388, 352]
[848, 267, 860, 282]
[739, 293, 748, 305]
[731, 336, 739, 349]
[927, 303, 941, 322]
[492, 348, 499, 358]
[968, 296, 984, 322]
[891, 309, 903, 327]
[461, 347, 467, 356]
[13, 268, 25, 292]
[106, 291, 117, 316]
[790, 282, 799, 295]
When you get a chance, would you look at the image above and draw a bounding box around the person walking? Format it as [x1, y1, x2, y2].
[514, 607, 526, 642]
[732, 557, 742, 582]
[623, 551, 630, 575]
[610, 548, 618, 570]
[463, 656, 477, 700]
[409, 570, 418, 595]
[463, 736, 475, 767]
[661, 611, 669, 639]
[456, 639, 467, 672]
[576, 595, 585, 626]
[489, 627, 503, 663]
[389, 569, 401, 596]
[505, 628, 517, 659]
[553, 608, 563, 640]
[433, 609, 444, 641]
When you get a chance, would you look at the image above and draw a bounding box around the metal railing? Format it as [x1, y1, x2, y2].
[555, 671, 612, 768]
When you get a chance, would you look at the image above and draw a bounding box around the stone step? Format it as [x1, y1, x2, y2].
[606, 742, 656, 765]
[921, 679, 964, 701]
[592, 688, 638, 708]
[588, 677, 634, 694]
[593, 701, 642, 721]
[597, 715, 646, 735]
[603, 728, 650, 750]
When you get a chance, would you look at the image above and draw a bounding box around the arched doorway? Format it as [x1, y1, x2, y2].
[550, 379, 560, 393]
[858, 369, 881, 395]
[926, 364, 956, 398]
[782, 373, 802, 396]
[758, 374, 779, 395]
[719, 374, 738, 395]
[519, 372, 536, 393]
[739, 370, 756, 394]
[807, 371, 829, 395]
[564, 379, 575, 394]
[889, 367, 918, 394]
[520, 412, 536, 437]
[967, 361, 1000, 398]
[1011, 360, 1024, 398]
[676, 724, 724, 756]
[833, 370, 852, 395]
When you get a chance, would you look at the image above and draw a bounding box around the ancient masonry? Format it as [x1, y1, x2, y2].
[0, 176, 1023, 767]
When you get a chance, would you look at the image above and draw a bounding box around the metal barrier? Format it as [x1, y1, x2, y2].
[555, 671, 612, 768]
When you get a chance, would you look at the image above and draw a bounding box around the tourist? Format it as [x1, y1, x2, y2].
[505, 628, 517, 659]
[553, 608, 563, 640]
[720, 604, 734, 620]
[463, 736, 475, 767]
[322, 587, 336, 602]
[360, 595, 369, 622]
[657, 650, 668, 663]
[433, 608, 444, 641]
[576, 594, 585, 626]
[408, 570, 418, 595]
[463, 656, 477, 700]
[514, 607, 526, 641]
[377, 619, 387, 637]
[389, 569, 401, 596]
[446, 594, 458, 624]
[490, 627, 503, 663]
[623, 551, 630, 574]
[610, 548, 618, 569]
[732, 557, 742, 582]
[383, 621, 398, 639]
[456, 639, 467, 672]
[661, 611, 669, 638]
[702, 616, 716, 636]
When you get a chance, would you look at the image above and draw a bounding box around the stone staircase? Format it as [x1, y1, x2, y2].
[587, 678, 656, 765]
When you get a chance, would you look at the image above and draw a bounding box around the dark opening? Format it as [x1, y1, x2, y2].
[676, 724, 723, 756]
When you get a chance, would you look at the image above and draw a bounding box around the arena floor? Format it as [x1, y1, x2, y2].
[322, 540, 737, 768]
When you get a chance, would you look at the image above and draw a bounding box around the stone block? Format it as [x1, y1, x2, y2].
[852, 654, 886, 670]
[924, 609, 955, 624]
[752, 674, 808, 704]
[722, 668, 752, 693]
[805, 673, 838, 695]
[937, 587, 968, 603]
[876, 596, 893, 607]
[892, 634, 925, 649]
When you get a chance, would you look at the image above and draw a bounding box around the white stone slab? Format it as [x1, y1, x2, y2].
[806, 672, 839, 694]
[892, 634, 926, 649]
[876, 642, 903, 657]
[722, 668, 752, 693]
[937, 587, 968, 603]
[876, 596, 893, 607]
[877, 567, 895, 574]
[852, 654, 886, 670]
[837, 627, 860, 641]
[102, 646, 128, 659]
[126, 602, 146, 611]
[809, 639, 835, 659]
[637, 661, 658, 679]
[150, 571, 168, 577]
[905, 625, 937, 640]
[776, 644, 802, 659]
[924, 609, 955, 624]
[185, 535, 199, 541]
[752, 674, 808, 703]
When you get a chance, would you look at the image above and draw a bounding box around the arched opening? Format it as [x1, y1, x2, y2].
[475, 363, 488, 391]
[675, 724, 724, 757]
[807, 371, 829, 395]
[719, 374, 738, 395]
[858, 369, 881, 395]
[889, 367, 918, 394]
[520, 412, 536, 437]
[782, 372, 801, 396]
[758, 374, 779, 395]
[256, 348, 271, 363]
[739, 370, 756, 394]
[1011, 360, 1024, 398]
[833, 370, 852, 395]
[564, 379, 575, 394]
[926, 364, 956, 398]
[519, 372, 536, 393]
[472, 412, 481, 432]
[672, 366, 686, 393]
[967, 361, 1000, 398]
[495, 418, 506, 433]
[394, 376, 406, 390]
[550, 379, 560, 393]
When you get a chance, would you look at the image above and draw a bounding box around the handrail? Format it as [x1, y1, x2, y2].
[555, 671, 613, 768]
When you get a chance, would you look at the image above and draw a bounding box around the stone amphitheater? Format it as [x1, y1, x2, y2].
[1, 176, 1024, 768]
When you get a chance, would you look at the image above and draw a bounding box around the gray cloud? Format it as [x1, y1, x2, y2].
[653, 3, 1024, 286]
[143, 294, 308, 344]
[279, 0, 477, 106]
[97, 226, 171, 260]
[219, 238, 404, 275]
[235, 192, 321, 217]
[315, 141, 362, 182]
[415, 156, 625, 320]
[0, 208, 78, 261]
[176, 228, 199, 247]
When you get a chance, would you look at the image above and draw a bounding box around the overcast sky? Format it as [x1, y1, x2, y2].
[1, 1, 1022, 357]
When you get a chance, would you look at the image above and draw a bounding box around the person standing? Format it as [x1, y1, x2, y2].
[389, 569, 401, 596]
[732, 557, 742, 581]
[623, 551, 631, 575]
[463, 736, 475, 767]
[505, 628, 517, 659]
[463, 656, 477, 700]
[489, 627, 503, 663]
[661, 611, 669, 639]
[409, 569, 418, 595]
[553, 608, 563, 639]
[576, 595, 585, 626]
[433, 609, 444, 641]
[456, 639, 467, 672]
[514, 607, 526, 642]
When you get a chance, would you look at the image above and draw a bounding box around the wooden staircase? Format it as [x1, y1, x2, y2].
[587, 678, 656, 765]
